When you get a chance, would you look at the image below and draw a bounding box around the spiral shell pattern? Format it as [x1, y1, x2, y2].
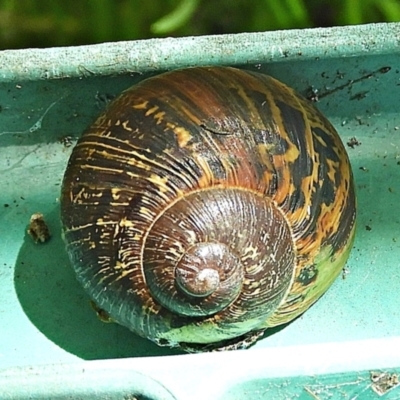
[61, 66, 356, 350]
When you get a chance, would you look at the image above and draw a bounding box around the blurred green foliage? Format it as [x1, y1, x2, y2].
[1, 0, 400, 49]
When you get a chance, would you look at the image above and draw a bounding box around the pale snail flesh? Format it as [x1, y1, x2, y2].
[61, 66, 356, 352]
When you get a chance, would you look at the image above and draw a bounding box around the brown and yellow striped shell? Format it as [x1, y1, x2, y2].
[61, 66, 356, 352]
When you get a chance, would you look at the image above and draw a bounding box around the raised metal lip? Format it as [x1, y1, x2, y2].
[0, 22, 399, 82]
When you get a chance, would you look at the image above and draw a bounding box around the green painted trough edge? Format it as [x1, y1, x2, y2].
[1, 337, 399, 399]
[0, 22, 399, 82]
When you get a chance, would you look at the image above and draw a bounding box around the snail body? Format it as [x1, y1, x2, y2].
[61, 67, 356, 351]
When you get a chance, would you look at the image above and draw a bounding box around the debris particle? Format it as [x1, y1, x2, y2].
[90, 300, 114, 323]
[365, 225, 372, 231]
[123, 395, 141, 400]
[59, 135, 73, 147]
[95, 91, 115, 108]
[27, 213, 51, 243]
[347, 137, 361, 148]
[336, 70, 345, 79]
[304, 386, 321, 399]
[342, 267, 349, 280]
[370, 371, 399, 395]
[306, 87, 319, 102]
[297, 265, 318, 285]
[379, 66, 391, 74]
[350, 91, 368, 101]
[359, 166, 368, 172]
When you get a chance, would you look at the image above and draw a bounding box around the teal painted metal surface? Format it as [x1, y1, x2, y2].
[0, 23, 400, 83]
[0, 22, 400, 399]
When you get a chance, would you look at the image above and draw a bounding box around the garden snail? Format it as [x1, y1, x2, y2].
[61, 66, 356, 352]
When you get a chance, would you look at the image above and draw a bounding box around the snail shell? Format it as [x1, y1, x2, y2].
[61, 66, 356, 351]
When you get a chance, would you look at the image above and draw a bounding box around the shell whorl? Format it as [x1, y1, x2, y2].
[61, 66, 356, 349]
[174, 243, 229, 298]
[142, 188, 295, 318]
